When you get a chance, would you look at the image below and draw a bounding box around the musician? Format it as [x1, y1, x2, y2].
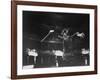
[58, 28, 71, 53]
[81, 48, 89, 65]
[53, 50, 64, 67]
[26, 48, 38, 67]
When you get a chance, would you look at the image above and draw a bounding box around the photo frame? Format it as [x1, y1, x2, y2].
[11, 1, 97, 79]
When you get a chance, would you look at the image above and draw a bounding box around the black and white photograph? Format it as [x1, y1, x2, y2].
[22, 11, 90, 69]
[11, 1, 97, 79]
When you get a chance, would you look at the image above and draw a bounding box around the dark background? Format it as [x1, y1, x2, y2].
[22, 11, 90, 67]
